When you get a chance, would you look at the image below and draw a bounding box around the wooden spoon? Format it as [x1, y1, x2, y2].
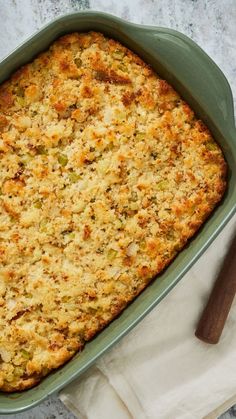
[195, 233, 236, 344]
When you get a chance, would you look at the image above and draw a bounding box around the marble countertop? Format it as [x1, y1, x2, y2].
[0, 1, 235, 418]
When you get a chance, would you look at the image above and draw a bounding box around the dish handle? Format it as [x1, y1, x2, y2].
[124, 25, 235, 135]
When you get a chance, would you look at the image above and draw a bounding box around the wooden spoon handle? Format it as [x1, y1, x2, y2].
[195, 233, 236, 344]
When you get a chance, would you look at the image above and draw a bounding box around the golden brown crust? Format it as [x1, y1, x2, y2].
[0, 31, 227, 392]
[0, 377, 41, 392]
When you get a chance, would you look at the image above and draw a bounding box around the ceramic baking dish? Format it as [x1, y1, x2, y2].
[0, 11, 235, 414]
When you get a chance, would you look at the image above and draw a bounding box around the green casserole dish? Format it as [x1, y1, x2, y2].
[0, 11, 235, 414]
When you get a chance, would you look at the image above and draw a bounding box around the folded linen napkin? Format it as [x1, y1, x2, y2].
[60, 214, 236, 419]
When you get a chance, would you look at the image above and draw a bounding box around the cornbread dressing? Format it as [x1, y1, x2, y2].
[0, 32, 226, 391]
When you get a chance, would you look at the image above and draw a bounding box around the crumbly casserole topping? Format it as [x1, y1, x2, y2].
[0, 32, 226, 391]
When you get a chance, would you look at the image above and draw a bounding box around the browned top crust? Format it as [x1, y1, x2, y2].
[0, 32, 226, 391]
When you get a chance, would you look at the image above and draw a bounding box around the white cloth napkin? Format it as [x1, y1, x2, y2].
[60, 214, 236, 419]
